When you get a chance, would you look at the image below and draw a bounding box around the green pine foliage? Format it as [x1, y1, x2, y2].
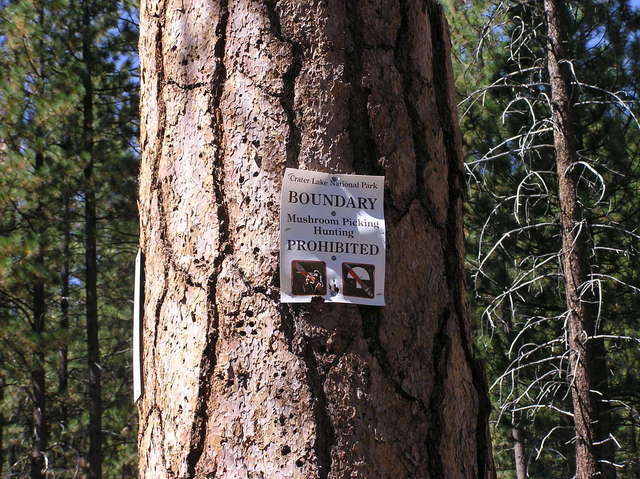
[0, 0, 139, 476]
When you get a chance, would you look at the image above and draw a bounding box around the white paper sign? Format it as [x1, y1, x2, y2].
[280, 168, 385, 305]
[133, 249, 143, 403]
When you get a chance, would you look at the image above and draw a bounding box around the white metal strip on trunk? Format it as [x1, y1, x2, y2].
[133, 249, 143, 403]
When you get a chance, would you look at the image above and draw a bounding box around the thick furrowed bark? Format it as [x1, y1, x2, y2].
[137, 1, 494, 477]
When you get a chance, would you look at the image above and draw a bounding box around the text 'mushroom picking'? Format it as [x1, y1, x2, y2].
[280, 168, 385, 306]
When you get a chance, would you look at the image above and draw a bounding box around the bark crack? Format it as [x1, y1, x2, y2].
[359, 306, 429, 411]
[265, 0, 302, 168]
[185, 2, 229, 477]
[148, 3, 171, 465]
[303, 339, 335, 479]
[427, 3, 493, 478]
[425, 307, 451, 479]
[345, 0, 382, 176]
[166, 79, 207, 90]
[393, 0, 439, 228]
[280, 304, 335, 479]
[231, 261, 280, 303]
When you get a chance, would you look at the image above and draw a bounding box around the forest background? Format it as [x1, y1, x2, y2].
[0, 0, 639, 477]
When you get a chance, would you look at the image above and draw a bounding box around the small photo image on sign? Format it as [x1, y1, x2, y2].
[291, 260, 327, 296]
[342, 263, 375, 299]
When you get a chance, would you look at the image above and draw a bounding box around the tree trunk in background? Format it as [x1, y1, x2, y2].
[30, 6, 48, 477]
[0, 375, 4, 478]
[137, 0, 494, 477]
[31, 152, 47, 479]
[31, 282, 46, 479]
[8, 445, 16, 475]
[57, 196, 71, 472]
[59, 198, 70, 418]
[631, 412, 640, 479]
[82, 1, 102, 476]
[512, 427, 526, 479]
[544, 1, 615, 478]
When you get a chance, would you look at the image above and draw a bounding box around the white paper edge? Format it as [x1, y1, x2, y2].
[279, 168, 386, 306]
[133, 249, 143, 403]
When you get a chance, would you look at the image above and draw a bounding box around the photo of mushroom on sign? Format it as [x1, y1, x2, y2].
[342, 263, 375, 299]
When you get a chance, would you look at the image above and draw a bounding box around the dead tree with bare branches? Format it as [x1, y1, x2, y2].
[448, 0, 640, 476]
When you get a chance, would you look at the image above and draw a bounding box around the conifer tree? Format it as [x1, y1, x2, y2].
[137, 0, 495, 477]
[0, 0, 140, 475]
[447, 0, 640, 475]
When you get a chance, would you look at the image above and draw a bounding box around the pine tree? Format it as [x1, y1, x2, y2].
[136, 0, 495, 477]
[0, 0, 140, 475]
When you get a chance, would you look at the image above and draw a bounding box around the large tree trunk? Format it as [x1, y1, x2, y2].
[82, 1, 102, 476]
[544, 1, 615, 478]
[137, 1, 494, 477]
